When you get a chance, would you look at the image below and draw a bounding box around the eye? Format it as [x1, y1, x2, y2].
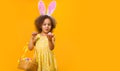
[48, 23, 51, 26]
[43, 23, 46, 26]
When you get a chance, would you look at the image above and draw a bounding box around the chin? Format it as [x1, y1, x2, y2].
[43, 30, 50, 34]
[44, 31, 49, 34]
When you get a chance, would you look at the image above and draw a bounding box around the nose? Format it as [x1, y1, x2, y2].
[45, 25, 49, 28]
[46, 25, 49, 27]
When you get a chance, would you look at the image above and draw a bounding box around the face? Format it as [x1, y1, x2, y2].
[41, 18, 52, 34]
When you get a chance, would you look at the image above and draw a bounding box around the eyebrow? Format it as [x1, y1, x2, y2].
[43, 23, 51, 24]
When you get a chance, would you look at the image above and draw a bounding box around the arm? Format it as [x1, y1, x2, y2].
[48, 36, 55, 50]
[28, 36, 35, 50]
[28, 32, 38, 50]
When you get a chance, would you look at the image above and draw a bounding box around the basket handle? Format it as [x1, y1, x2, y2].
[21, 42, 29, 58]
[18, 42, 37, 62]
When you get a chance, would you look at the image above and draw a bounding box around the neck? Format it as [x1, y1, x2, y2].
[41, 31, 48, 36]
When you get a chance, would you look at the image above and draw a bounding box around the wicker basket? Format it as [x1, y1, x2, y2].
[18, 42, 38, 71]
[18, 58, 38, 71]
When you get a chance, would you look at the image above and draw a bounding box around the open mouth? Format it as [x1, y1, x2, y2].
[45, 29, 49, 31]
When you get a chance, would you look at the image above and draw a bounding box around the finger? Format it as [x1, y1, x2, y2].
[51, 33, 54, 37]
[47, 34, 52, 39]
[32, 32, 38, 35]
[34, 32, 38, 35]
[49, 34, 53, 38]
[32, 32, 38, 34]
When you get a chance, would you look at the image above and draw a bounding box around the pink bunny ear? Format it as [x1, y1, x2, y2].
[38, 0, 46, 15]
[47, 0, 56, 15]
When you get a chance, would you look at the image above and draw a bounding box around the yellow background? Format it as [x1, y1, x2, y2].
[0, 0, 120, 71]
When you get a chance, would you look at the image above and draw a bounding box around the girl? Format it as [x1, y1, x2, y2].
[28, 15, 57, 71]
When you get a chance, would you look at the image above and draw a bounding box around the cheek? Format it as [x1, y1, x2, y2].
[42, 25, 45, 29]
[49, 26, 52, 29]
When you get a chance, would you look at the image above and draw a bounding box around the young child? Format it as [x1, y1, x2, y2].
[28, 15, 57, 71]
[28, 0, 57, 71]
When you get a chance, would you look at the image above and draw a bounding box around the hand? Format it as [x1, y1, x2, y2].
[47, 32, 54, 41]
[32, 32, 38, 38]
[31, 32, 38, 43]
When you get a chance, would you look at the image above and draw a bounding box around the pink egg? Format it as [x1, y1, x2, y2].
[48, 32, 52, 35]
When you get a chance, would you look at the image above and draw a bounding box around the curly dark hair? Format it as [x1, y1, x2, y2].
[35, 15, 56, 33]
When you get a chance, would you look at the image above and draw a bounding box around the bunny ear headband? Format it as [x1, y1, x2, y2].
[38, 0, 56, 16]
